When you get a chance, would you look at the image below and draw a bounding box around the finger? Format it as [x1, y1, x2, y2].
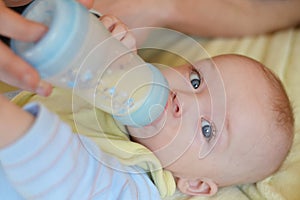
[0, 41, 52, 96]
[102, 17, 128, 40]
[111, 22, 129, 41]
[111, 23, 137, 51]
[100, 15, 120, 31]
[100, 15, 136, 50]
[100, 15, 129, 39]
[0, 6, 47, 42]
[120, 31, 137, 52]
[77, 0, 94, 9]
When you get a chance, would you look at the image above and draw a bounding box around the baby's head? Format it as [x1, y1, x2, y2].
[127, 54, 294, 196]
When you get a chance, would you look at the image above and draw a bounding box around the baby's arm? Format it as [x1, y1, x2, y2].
[0, 97, 160, 199]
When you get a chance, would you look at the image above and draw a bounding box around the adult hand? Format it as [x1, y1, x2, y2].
[0, 0, 94, 96]
[93, 0, 300, 37]
[93, 0, 169, 29]
[0, 0, 52, 96]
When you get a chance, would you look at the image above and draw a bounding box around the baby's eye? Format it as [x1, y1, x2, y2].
[189, 69, 202, 89]
[201, 118, 215, 142]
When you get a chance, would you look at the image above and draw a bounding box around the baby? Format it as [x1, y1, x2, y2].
[127, 53, 294, 196]
[0, 15, 294, 199]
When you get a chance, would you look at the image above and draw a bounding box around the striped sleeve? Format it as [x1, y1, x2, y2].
[0, 103, 161, 200]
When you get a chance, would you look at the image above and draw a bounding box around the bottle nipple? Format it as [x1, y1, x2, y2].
[113, 64, 169, 127]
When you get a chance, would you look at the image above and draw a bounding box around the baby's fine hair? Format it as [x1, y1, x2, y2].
[261, 65, 294, 134]
[259, 63, 294, 160]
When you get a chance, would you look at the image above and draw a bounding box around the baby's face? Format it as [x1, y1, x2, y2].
[128, 55, 283, 188]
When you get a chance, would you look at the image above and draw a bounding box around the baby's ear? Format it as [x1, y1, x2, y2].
[176, 177, 218, 196]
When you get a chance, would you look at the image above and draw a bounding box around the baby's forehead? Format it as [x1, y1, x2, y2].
[195, 55, 265, 80]
[213, 56, 274, 122]
[215, 55, 264, 72]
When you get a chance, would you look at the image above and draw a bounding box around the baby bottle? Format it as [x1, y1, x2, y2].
[11, 0, 169, 127]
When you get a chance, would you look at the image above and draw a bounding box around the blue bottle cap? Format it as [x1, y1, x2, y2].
[11, 0, 89, 78]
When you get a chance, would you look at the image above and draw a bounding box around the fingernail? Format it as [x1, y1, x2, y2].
[36, 81, 52, 96]
[100, 16, 113, 28]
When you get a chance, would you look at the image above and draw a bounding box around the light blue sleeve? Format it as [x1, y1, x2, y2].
[0, 103, 160, 200]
